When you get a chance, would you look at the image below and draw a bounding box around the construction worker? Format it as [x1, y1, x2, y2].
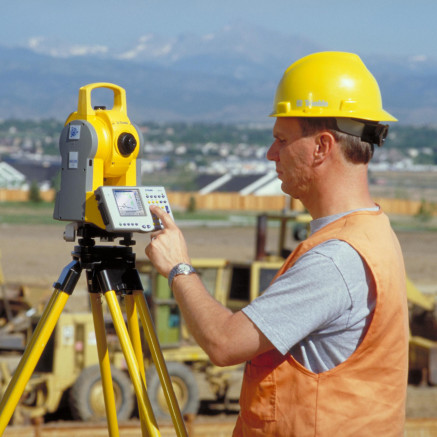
[146, 52, 408, 436]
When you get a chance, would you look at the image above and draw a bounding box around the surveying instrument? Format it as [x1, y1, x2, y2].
[0, 83, 188, 437]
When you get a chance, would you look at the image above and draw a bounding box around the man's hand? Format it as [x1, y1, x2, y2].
[145, 205, 191, 277]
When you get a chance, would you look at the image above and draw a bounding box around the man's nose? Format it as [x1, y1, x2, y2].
[266, 142, 279, 161]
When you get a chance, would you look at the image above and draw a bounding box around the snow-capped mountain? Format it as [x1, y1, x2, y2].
[0, 23, 436, 124]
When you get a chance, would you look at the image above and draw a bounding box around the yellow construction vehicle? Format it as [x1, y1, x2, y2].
[0, 310, 135, 423]
[0, 249, 135, 424]
[407, 277, 437, 385]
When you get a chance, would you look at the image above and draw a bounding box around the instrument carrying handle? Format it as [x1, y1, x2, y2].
[77, 82, 127, 117]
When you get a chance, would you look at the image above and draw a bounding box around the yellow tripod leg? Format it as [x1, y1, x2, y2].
[105, 290, 161, 437]
[126, 294, 149, 437]
[90, 294, 120, 437]
[133, 290, 188, 437]
[0, 289, 69, 434]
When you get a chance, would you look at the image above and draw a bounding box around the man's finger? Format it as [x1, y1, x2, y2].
[150, 205, 176, 229]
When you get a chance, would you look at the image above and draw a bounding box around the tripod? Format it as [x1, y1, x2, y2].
[0, 225, 188, 437]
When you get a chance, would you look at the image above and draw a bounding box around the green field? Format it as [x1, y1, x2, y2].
[0, 201, 254, 226]
[0, 201, 60, 225]
[1, 200, 437, 234]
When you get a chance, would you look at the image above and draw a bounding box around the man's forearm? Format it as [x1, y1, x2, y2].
[170, 272, 274, 366]
[170, 273, 235, 366]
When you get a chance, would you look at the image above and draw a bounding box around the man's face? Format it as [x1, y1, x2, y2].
[267, 117, 316, 199]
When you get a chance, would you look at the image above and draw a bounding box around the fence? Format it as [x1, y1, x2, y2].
[167, 192, 290, 212]
[168, 192, 430, 216]
[0, 188, 54, 202]
[0, 188, 431, 217]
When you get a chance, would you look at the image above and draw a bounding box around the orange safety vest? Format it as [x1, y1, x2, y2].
[234, 209, 409, 437]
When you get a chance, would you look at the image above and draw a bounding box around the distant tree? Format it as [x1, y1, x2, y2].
[51, 171, 61, 191]
[162, 155, 174, 170]
[186, 196, 197, 213]
[413, 153, 434, 165]
[28, 181, 42, 203]
[415, 199, 435, 222]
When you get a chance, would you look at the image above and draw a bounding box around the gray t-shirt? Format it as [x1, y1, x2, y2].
[242, 209, 377, 373]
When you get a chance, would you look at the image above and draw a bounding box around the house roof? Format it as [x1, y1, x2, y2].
[214, 174, 264, 192]
[196, 174, 224, 191]
[4, 159, 60, 184]
[196, 172, 283, 195]
[0, 162, 26, 187]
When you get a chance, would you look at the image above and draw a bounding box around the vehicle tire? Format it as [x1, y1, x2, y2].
[293, 223, 308, 241]
[69, 364, 135, 421]
[146, 362, 199, 419]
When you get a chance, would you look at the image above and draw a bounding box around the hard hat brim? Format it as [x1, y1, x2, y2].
[269, 109, 398, 123]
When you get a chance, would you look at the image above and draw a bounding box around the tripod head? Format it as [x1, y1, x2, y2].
[63, 222, 137, 246]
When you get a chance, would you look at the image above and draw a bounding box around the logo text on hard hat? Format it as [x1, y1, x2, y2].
[296, 99, 329, 108]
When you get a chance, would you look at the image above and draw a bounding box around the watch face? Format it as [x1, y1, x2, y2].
[179, 264, 191, 274]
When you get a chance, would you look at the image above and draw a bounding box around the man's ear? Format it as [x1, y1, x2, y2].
[313, 132, 334, 164]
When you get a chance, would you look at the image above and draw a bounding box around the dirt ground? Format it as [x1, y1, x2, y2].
[1, 221, 437, 291]
[1, 220, 437, 320]
[0, 223, 261, 288]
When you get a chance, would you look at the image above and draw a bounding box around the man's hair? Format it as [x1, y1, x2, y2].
[297, 117, 374, 164]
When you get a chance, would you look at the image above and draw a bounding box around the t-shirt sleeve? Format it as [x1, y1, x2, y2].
[242, 242, 355, 355]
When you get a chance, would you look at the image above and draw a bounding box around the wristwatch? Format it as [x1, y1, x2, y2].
[168, 263, 196, 289]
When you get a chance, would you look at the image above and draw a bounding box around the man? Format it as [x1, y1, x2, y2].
[146, 52, 409, 436]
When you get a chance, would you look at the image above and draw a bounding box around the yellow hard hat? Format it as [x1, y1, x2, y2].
[270, 51, 397, 122]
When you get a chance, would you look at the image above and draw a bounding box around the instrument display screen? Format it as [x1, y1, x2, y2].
[113, 189, 146, 217]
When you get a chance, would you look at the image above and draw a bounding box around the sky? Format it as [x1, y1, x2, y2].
[1, 0, 436, 59]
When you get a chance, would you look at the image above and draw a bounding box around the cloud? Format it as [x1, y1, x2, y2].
[409, 54, 427, 63]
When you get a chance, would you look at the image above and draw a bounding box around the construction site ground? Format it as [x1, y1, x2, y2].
[2, 220, 437, 435]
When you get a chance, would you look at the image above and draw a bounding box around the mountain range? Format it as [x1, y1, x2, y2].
[0, 23, 436, 126]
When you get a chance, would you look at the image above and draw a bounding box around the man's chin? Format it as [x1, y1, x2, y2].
[281, 182, 292, 196]
[281, 183, 300, 200]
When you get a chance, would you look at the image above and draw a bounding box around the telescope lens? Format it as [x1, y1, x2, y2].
[118, 133, 137, 156]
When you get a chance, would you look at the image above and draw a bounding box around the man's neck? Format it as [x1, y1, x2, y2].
[302, 164, 374, 219]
